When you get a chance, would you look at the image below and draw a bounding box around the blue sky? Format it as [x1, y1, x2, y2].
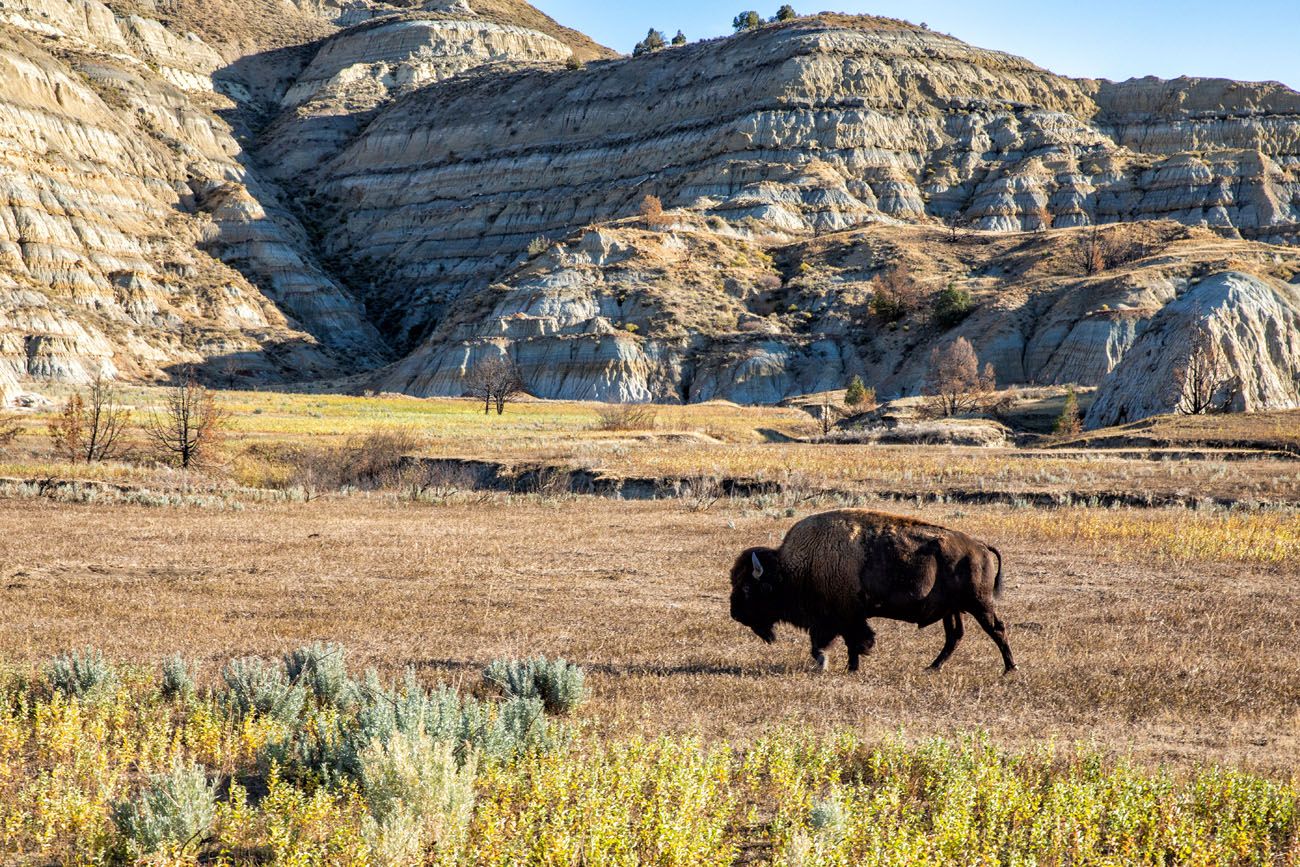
[533, 1, 1300, 89]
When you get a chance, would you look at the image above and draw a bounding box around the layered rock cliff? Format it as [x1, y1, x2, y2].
[316, 16, 1300, 350]
[379, 216, 1300, 408]
[1, 2, 1298, 425]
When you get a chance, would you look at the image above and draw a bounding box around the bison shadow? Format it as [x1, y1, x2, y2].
[408, 657, 792, 679]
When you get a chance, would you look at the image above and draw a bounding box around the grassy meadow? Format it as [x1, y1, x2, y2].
[1, 386, 1298, 863]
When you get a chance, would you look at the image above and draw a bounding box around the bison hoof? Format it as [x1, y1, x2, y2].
[811, 651, 827, 672]
[1002, 664, 1019, 676]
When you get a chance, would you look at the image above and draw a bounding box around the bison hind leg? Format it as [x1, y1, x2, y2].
[844, 623, 876, 673]
[928, 614, 964, 671]
[969, 606, 1016, 674]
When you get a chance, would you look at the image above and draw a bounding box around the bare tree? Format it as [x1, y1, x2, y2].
[942, 210, 964, 242]
[1167, 321, 1239, 415]
[465, 357, 524, 416]
[639, 194, 670, 229]
[1065, 225, 1142, 276]
[817, 395, 843, 436]
[870, 263, 922, 322]
[0, 415, 21, 452]
[48, 372, 131, 463]
[143, 369, 229, 469]
[923, 337, 998, 417]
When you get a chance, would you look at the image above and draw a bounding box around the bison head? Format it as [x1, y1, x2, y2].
[729, 546, 784, 644]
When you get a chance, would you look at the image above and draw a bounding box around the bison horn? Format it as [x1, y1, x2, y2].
[751, 551, 764, 580]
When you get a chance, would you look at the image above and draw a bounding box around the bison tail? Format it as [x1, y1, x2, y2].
[988, 545, 1004, 597]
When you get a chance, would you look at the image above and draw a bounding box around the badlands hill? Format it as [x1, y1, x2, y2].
[0, 0, 1297, 423]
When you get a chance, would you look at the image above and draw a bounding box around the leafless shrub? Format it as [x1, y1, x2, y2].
[339, 427, 427, 489]
[594, 404, 659, 431]
[529, 466, 573, 499]
[870, 263, 922, 322]
[143, 370, 229, 470]
[923, 337, 998, 418]
[0, 415, 21, 452]
[465, 358, 524, 415]
[48, 373, 131, 463]
[678, 473, 721, 512]
[1065, 225, 1146, 276]
[639, 195, 671, 229]
[1166, 320, 1240, 416]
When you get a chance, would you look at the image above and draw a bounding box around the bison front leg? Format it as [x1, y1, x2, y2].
[928, 614, 964, 671]
[970, 606, 1017, 674]
[844, 623, 876, 673]
[809, 627, 835, 672]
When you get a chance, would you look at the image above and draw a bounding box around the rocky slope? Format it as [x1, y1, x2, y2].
[317, 15, 1300, 349]
[379, 216, 1300, 409]
[0, 3, 1298, 425]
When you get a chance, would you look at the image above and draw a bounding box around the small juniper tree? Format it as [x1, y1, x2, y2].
[671, 30, 686, 45]
[773, 4, 797, 21]
[933, 281, 974, 328]
[1054, 387, 1083, 437]
[844, 375, 873, 409]
[733, 10, 762, 31]
[633, 28, 666, 56]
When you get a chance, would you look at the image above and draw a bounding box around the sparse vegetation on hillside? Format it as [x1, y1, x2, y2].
[732, 10, 762, 30]
[633, 28, 666, 56]
[932, 280, 974, 328]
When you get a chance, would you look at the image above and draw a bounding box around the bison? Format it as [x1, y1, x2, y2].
[729, 509, 1015, 674]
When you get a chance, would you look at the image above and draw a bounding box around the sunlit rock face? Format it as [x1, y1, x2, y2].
[2, 1, 1299, 421]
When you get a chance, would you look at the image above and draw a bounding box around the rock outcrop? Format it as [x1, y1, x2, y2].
[1086, 272, 1300, 428]
[316, 16, 1300, 349]
[377, 217, 1300, 406]
[1, 2, 1299, 425]
[0, 0, 386, 382]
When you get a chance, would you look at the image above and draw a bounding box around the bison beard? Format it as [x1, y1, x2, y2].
[728, 509, 1016, 674]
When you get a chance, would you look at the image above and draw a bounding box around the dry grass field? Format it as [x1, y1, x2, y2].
[1, 387, 1298, 863]
[3, 494, 1297, 772]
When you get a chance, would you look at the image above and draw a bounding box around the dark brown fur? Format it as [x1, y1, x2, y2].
[729, 509, 1015, 673]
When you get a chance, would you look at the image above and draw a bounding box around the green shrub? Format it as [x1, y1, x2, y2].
[844, 376, 874, 408]
[733, 10, 761, 30]
[285, 642, 356, 709]
[222, 656, 305, 724]
[46, 648, 116, 699]
[483, 657, 587, 715]
[111, 762, 216, 857]
[160, 655, 194, 701]
[933, 281, 974, 328]
[1054, 387, 1083, 437]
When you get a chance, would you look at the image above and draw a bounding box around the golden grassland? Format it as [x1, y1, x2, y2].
[2, 387, 1299, 862]
[6, 388, 1300, 504]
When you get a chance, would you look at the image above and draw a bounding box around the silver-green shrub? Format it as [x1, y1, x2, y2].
[46, 648, 117, 699]
[111, 762, 216, 857]
[222, 656, 305, 724]
[357, 728, 477, 864]
[284, 642, 356, 709]
[483, 656, 586, 715]
[160, 655, 195, 701]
